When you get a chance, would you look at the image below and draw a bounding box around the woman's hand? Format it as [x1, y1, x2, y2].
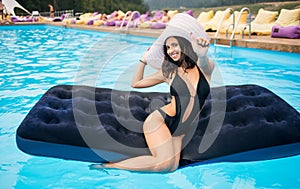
[190, 32, 210, 58]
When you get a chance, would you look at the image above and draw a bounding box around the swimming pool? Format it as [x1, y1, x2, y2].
[0, 25, 299, 188]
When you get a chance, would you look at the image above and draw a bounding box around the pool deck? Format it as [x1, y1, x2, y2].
[7, 22, 300, 53]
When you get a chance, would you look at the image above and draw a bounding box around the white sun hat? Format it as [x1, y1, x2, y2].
[146, 13, 210, 70]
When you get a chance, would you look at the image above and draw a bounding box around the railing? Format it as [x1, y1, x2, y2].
[213, 7, 252, 56]
[119, 11, 140, 33]
[238, 7, 251, 39]
[214, 8, 234, 48]
[230, 7, 251, 41]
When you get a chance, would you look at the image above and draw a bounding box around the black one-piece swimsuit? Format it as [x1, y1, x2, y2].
[157, 66, 210, 136]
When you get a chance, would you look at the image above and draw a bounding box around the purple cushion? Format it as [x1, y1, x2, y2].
[150, 22, 166, 29]
[61, 14, 66, 20]
[184, 10, 193, 17]
[115, 20, 127, 27]
[132, 12, 140, 20]
[87, 20, 94, 25]
[271, 25, 300, 39]
[104, 20, 116, 26]
[140, 12, 151, 22]
[152, 11, 163, 20]
[11, 17, 20, 22]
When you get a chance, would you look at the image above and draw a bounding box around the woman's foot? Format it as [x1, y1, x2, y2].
[89, 163, 105, 170]
[89, 163, 115, 170]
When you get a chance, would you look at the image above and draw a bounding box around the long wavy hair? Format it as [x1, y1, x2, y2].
[162, 36, 198, 79]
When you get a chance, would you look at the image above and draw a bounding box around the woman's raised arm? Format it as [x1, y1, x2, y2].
[190, 33, 215, 76]
[131, 63, 164, 88]
[131, 52, 165, 88]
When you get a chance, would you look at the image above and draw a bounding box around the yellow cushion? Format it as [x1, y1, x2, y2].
[253, 8, 278, 24]
[93, 14, 102, 20]
[243, 22, 275, 35]
[224, 11, 248, 25]
[117, 10, 125, 20]
[62, 18, 74, 24]
[197, 10, 214, 23]
[219, 11, 248, 34]
[236, 10, 248, 24]
[211, 10, 231, 23]
[93, 20, 104, 26]
[274, 8, 300, 26]
[139, 21, 152, 28]
[79, 13, 92, 20]
[75, 20, 85, 24]
[201, 10, 231, 31]
[168, 10, 178, 20]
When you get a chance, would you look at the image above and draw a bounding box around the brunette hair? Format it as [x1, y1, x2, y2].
[162, 36, 198, 79]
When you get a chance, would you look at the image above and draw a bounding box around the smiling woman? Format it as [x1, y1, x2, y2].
[88, 13, 215, 172]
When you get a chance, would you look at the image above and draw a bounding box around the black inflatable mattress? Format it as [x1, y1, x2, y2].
[16, 84, 300, 167]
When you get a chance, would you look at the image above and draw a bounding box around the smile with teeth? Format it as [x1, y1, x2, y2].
[170, 51, 179, 59]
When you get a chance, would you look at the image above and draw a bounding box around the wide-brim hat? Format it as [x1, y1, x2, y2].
[146, 13, 210, 70]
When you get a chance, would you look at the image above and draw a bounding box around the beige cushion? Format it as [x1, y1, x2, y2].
[212, 10, 231, 23]
[219, 11, 248, 34]
[201, 10, 231, 31]
[79, 13, 93, 20]
[168, 10, 178, 20]
[253, 8, 278, 24]
[224, 11, 248, 25]
[197, 10, 214, 23]
[117, 10, 125, 20]
[274, 8, 300, 26]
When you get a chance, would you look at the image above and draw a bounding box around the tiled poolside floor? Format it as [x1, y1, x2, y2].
[58, 23, 300, 53]
[8, 22, 300, 53]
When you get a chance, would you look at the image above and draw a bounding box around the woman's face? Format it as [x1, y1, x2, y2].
[165, 37, 181, 62]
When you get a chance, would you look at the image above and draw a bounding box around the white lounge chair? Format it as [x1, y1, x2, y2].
[32, 11, 40, 22]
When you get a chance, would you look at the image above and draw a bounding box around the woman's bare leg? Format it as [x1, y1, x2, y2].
[98, 111, 181, 172]
[169, 135, 184, 172]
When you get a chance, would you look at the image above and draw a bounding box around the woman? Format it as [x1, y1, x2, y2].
[92, 32, 214, 172]
[0, 0, 5, 21]
[48, 4, 54, 18]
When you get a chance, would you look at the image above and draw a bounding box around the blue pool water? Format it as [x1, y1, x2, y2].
[0, 25, 299, 188]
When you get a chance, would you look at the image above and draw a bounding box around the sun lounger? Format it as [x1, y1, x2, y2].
[274, 8, 300, 27]
[243, 8, 278, 35]
[219, 10, 248, 34]
[201, 10, 231, 31]
[196, 10, 214, 24]
[271, 25, 300, 39]
[167, 10, 178, 19]
[139, 10, 169, 29]
[139, 11, 151, 23]
[11, 15, 32, 22]
[271, 8, 300, 39]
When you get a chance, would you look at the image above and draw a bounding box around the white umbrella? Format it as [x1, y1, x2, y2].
[2, 0, 31, 16]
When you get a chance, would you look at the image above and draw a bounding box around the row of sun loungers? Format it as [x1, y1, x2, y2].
[7, 8, 300, 38]
[197, 8, 299, 37]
